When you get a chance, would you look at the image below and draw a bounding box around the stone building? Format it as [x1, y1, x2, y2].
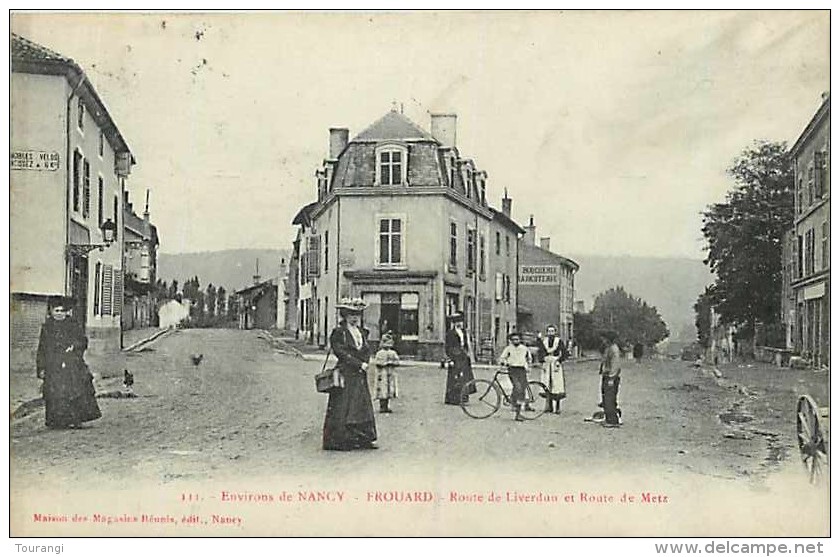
[784, 93, 830, 367]
[516, 216, 579, 343]
[122, 190, 159, 330]
[10, 33, 135, 367]
[291, 109, 523, 360]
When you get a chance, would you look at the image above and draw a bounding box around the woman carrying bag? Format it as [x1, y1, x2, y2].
[321, 298, 378, 451]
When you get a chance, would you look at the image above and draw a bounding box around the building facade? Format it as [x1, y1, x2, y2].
[123, 190, 159, 330]
[784, 93, 830, 367]
[516, 216, 579, 343]
[291, 109, 523, 361]
[10, 33, 135, 367]
[235, 279, 278, 330]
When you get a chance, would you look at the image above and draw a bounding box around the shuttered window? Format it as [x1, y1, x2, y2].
[113, 269, 123, 315]
[495, 272, 503, 301]
[307, 236, 321, 277]
[93, 263, 101, 316]
[102, 265, 114, 315]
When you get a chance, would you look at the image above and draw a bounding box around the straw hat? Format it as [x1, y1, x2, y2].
[335, 297, 368, 313]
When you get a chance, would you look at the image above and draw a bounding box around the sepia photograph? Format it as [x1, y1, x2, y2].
[7, 10, 831, 539]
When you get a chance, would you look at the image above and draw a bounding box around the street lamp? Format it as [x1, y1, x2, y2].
[66, 218, 117, 256]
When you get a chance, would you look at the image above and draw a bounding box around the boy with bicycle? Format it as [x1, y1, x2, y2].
[499, 331, 534, 422]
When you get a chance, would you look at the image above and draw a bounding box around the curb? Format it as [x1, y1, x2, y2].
[123, 327, 174, 352]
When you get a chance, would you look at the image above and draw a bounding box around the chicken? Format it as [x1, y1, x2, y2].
[123, 369, 134, 392]
[190, 354, 204, 366]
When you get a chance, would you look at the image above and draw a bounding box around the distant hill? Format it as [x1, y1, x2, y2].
[569, 254, 713, 342]
[158, 249, 289, 293]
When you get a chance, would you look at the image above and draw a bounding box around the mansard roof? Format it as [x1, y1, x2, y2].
[352, 109, 437, 143]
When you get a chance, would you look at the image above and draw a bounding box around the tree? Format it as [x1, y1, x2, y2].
[169, 279, 179, 300]
[217, 286, 227, 320]
[701, 141, 794, 333]
[573, 312, 600, 351]
[206, 284, 217, 318]
[694, 287, 713, 349]
[590, 286, 669, 347]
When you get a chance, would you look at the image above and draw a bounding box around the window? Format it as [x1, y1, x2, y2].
[307, 235, 321, 277]
[449, 222, 458, 270]
[378, 218, 402, 265]
[815, 151, 828, 199]
[97, 177, 104, 226]
[505, 235, 511, 257]
[466, 227, 476, 275]
[99, 131, 104, 157]
[798, 178, 804, 214]
[797, 235, 803, 278]
[495, 272, 503, 301]
[504, 274, 511, 302]
[804, 229, 815, 276]
[465, 171, 472, 198]
[113, 195, 119, 229]
[495, 231, 501, 256]
[822, 221, 829, 270]
[82, 160, 91, 218]
[324, 231, 329, 273]
[77, 98, 85, 131]
[479, 234, 486, 280]
[93, 262, 101, 316]
[378, 150, 403, 185]
[807, 164, 814, 207]
[72, 151, 82, 212]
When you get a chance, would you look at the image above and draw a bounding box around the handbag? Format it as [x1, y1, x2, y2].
[315, 348, 344, 394]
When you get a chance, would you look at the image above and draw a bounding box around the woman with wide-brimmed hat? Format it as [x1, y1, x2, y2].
[322, 298, 378, 450]
[443, 312, 477, 405]
[36, 297, 101, 429]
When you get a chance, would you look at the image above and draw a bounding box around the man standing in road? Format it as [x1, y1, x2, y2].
[599, 331, 622, 428]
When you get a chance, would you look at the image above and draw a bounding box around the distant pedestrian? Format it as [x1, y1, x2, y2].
[537, 325, 569, 414]
[322, 298, 378, 451]
[36, 298, 101, 429]
[499, 332, 534, 422]
[633, 342, 644, 364]
[599, 331, 623, 428]
[444, 312, 476, 405]
[373, 333, 400, 413]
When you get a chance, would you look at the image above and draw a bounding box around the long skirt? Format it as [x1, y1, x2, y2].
[540, 356, 566, 397]
[374, 365, 399, 400]
[444, 358, 476, 404]
[44, 362, 101, 428]
[323, 368, 377, 450]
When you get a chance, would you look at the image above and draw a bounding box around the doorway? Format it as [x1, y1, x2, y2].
[70, 254, 88, 328]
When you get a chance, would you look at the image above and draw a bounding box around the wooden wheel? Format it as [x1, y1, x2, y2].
[796, 395, 828, 485]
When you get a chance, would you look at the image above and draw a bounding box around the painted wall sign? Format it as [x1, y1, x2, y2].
[10, 150, 60, 171]
[519, 265, 560, 285]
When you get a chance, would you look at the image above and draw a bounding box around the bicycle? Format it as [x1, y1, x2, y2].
[460, 368, 549, 420]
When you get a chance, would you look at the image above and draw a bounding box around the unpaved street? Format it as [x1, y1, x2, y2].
[10, 329, 830, 536]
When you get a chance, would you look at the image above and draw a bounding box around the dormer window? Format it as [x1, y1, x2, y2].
[375, 143, 408, 186]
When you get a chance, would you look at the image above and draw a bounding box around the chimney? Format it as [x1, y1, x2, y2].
[524, 215, 536, 246]
[501, 188, 512, 217]
[329, 128, 349, 159]
[279, 257, 288, 279]
[143, 189, 150, 224]
[540, 237, 551, 251]
[430, 113, 457, 148]
[253, 258, 261, 285]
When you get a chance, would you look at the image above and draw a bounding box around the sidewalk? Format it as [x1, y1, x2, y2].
[9, 327, 172, 420]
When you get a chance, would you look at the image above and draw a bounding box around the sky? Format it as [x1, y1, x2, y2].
[10, 11, 830, 258]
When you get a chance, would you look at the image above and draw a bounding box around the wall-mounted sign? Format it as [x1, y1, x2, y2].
[519, 265, 560, 285]
[10, 150, 60, 171]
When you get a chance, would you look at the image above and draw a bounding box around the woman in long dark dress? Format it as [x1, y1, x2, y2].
[444, 312, 476, 405]
[36, 300, 101, 429]
[322, 298, 378, 451]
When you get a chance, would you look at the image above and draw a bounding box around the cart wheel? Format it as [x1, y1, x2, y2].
[797, 395, 828, 485]
[460, 379, 501, 419]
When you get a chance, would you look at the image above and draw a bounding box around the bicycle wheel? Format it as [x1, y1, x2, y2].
[460, 379, 501, 419]
[519, 381, 549, 420]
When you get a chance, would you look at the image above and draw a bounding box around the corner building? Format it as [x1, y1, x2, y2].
[292, 109, 523, 361]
